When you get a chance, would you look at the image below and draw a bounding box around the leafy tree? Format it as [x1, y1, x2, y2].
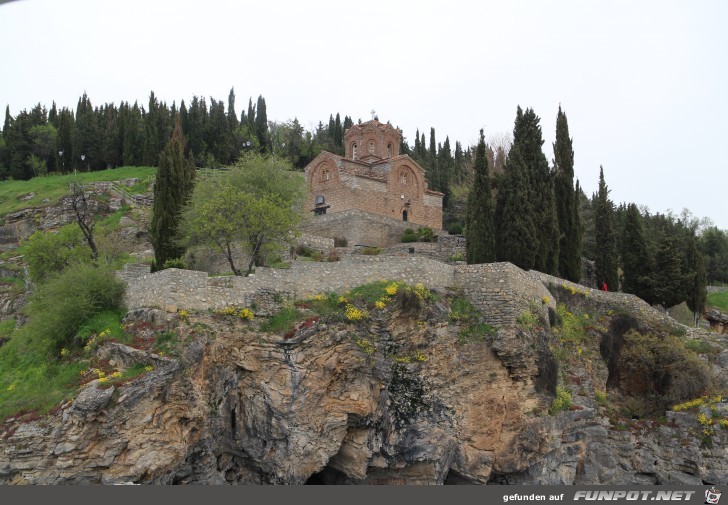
[180, 153, 304, 276]
[594, 166, 618, 290]
[150, 117, 195, 270]
[553, 106, 581, 281]
[465, 130, 495, 264]
[69, 179, 99, 260]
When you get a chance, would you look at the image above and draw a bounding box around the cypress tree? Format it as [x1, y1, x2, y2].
[465, 129, 495, 263]
[553, 106, 581, 281]
[495, 145, 537, 270]
[428, 128, 439, 191]
[685, 234, 707, 325]
[511, 106, 559, 274]
[621, 203, 650, 300]
[594, 166, 618, 290]
[150, 116, 195, 270]
[227, 87, 238, 132]
[334, 113, 343, 148]
[246, 98, 255, 130]
[255, 95, 270, 154]
[143, 91, 160, 166]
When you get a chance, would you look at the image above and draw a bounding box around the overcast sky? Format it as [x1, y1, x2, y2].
[1, 0, 726, 229]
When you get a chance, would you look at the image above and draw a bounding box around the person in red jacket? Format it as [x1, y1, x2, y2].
[601, 281, 608, 292]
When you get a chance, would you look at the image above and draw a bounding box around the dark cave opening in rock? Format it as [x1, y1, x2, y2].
[230, 407, 237, 440]
[305, 465, 349, 485]
[443, 468, 477, 485]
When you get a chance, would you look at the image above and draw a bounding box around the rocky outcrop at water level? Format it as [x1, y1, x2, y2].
[0, 269, 726, 485]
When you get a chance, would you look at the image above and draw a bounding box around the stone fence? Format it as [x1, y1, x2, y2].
[121, 257, 550, 325]
[708, 286, 728, 294]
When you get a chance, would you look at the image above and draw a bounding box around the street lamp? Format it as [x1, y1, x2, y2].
[58, 150, 64, 173]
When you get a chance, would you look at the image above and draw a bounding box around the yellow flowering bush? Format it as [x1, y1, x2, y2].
[338, 296, 348, 305]
[111, 371, 122, 378]
[385, 283, 398, 296]
[144, 365, 154, 372]
[345, 304, 367, 321]
[238, 308, 254, 320]
[542, 296, 550, 304]
[719, 419, 728, 429]
[356, 338, 375, 355]
[60, 348, 70, 357]
[394, 355, 411, 364]
[98, 377, 109, 383]
[7, 384, 16, 392]
[310, 294, 327, 301]
[414, 351, 427, 362]
[374, 300, 386, 310]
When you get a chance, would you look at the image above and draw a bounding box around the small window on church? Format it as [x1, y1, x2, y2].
[400, 171, 407, 185]
[352, 143, 357, 160]
[368, 141, 375, 155]
[322, 168, 330, 181]
[387, 143, 392, 157]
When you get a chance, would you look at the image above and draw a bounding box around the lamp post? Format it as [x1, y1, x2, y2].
[80, 154, 85, 174]
[58, 150, 64, 173]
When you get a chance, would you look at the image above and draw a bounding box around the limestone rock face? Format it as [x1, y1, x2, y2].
[0, 312, 726, 485]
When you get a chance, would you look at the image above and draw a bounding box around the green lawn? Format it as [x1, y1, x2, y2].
[707, 291, 728, 312]
[0, 166, 156, 219]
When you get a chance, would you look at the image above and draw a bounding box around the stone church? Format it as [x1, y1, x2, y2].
[303, 119, 443, 231]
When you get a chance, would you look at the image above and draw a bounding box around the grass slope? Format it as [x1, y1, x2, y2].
[0, 166, 156, 219]
[707, 291, 728, 312]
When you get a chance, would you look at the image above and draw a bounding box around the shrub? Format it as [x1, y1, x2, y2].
[400, 229, 418, 243]
[447, 222, 463, 235]
[20, 224, 88, 283]
[361, 247, 381, 256]
[20, 262, 125, 353]
[549, 386, 573, 414]
[326, 249, 341, 262]
[617, 330, 713, 406]
[162, 257, 187, 270]
[294, 244, 315, 257]
[418, 227, 434, 242]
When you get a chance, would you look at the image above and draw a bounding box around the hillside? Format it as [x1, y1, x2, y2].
[0, 173, 726, 485]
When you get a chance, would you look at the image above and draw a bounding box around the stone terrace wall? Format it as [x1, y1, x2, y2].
[453, 263, 554, 326]
[123, 256, 454, 312]
[300, 208, 443, 248]
[381, 234, 466, 263]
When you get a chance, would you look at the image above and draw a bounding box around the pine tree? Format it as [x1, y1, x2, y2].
[150, 117, 195, 270]
[495, 145, 537, 269]
[594, 166, 618, 290]
[553, 106, 581, 281]
[255, 95, 270, 154]
[465, 130, 495, 264]
[621, 203, 650, 300]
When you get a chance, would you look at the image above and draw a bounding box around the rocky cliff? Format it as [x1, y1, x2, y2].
[1, 279, 726, 486]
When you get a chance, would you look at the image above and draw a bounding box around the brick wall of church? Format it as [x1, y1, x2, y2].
[306, 158, 442, 230]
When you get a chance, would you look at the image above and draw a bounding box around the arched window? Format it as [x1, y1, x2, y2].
[352, 143, 357, 160]
[322, 168, 330, 182]
[368, 141, 375, 155]
[387, 143, 392, 157]
[400, 171, 408, 185]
